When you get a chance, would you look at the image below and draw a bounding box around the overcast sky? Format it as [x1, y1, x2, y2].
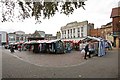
[0, 0, 119, 36]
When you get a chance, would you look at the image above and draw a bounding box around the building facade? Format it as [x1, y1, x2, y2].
[101, 22, 113, 42]
[111, 7, 120, 48]
[45, 34, 52, 40]
[28, 30, 45, 41]
[90, 22, 113, 42]
[90, 28, 102, 37]
[14, 31, 26, 42]
[25, 34, 31, 42]
[61, 21, 94, 39]
[45, 34, 57, 40]
[0, 31, 8, 45]
[8, 33, 16, 44]
[56, 31, 61, 39]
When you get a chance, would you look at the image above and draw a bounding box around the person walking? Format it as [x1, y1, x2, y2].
[18, 44, 21, 52]
[84, 43, 89, 60]
[10, 45, 14, 53]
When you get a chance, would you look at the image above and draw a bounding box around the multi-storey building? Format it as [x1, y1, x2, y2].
[90, 22, 113, 42]
[8, 33, 16, 44]
[101, 22, 113, 42]
[56, 31, 61, 39]
[28, 30, 45, 41]
[0, 31, 8, 45]
[61, 21, 94, 39]
[14, 31, 26, 42]
[111, 6, 120, 48]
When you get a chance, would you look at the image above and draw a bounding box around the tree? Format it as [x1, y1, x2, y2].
[0, 0, 86, 23]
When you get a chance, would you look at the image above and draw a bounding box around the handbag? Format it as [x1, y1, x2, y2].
[81, 49, 85, 54]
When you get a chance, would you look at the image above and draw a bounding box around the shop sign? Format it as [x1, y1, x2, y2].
[113, 32, 120, 36]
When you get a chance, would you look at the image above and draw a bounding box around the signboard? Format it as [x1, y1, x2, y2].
[113, 32, 120, 36]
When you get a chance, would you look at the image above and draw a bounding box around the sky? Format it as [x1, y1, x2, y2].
[0, 0, 119, 36]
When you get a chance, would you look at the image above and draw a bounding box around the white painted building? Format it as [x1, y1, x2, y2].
[0, 31, 8, 45]
[15, 31, 26, 42]
[8, 33, 16, 44]
[61, 21, 94, 39]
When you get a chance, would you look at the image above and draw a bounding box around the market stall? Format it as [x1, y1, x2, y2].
[62, 38, 84, 52]
[37, 40, 48, 53]
[62, 40, 73, 53]
[25, 39, 65, 54]
[46, 39, 64, 54]
[81, 36, 106, 57]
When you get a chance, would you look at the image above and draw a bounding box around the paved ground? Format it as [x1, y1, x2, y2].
[4, 49, 86, 67]
[0, 46, 2, 79]
[1, 47, 119, 78]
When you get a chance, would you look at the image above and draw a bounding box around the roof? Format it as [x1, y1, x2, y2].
[28, 40, 38, 44]
[25, 39, 62, 44]
[31, 30, 45, 38]
[82, 36, 101, 42]
[46, 39, 61, 43]
[105, 22, 112, 26]
[62, 38, 85, 43]
[110, 7, 120, 18]
[66, 21, 77, 26]
[37, 40, 48, 43]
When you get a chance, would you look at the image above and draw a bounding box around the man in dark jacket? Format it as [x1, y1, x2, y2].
[84, 43, 90, 59]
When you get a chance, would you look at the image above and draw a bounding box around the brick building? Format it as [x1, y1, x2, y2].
[110, 7, 120, 48]
[90, 28, 102, 37]
[90, 22, 113, 42]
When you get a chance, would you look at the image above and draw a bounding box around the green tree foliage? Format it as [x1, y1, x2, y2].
[0, 0, 86, 22]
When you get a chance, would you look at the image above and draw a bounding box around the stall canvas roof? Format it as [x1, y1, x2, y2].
[24, 41, 30, 44]
[28, 40, 38, 44]
[9, 43, 15, 45]
[46, 39, 61, 43]
[24, 39, 62, 44]
[62, 38, 85, 43]
[37, 40, 48, 43]
[82, 36, 101, 42]
[15, 41, 25, 44]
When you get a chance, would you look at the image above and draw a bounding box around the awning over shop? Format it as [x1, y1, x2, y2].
[62, 38, 85, 43]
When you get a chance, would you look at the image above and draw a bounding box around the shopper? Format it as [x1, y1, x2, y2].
[84, 43, 89, 60]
